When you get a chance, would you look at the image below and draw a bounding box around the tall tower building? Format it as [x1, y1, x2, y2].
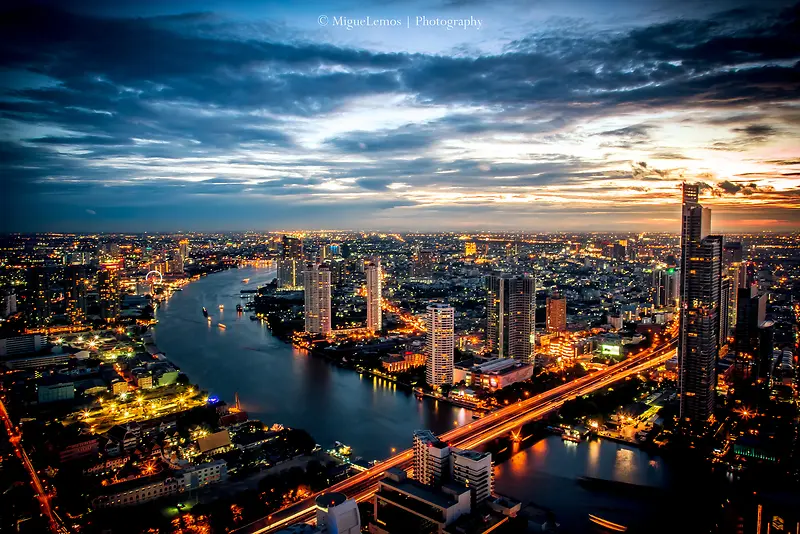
[734, 284, 767, 374]
[365, 258, 382, 333]
[546, 293, 567, 333]
[26, 267, 52, 327]
[723, 241, 744, 332]
[178, 239, 190, 263]
[64, 265, 88, 324]
[412, 430, 450, 486]
[679, 183, 722, 424]
[97, 263, 121, 321]
[652, 266, 679, 308]
[425, 303, 454, 387]
[278, 236, 304, 289]
[303, 263, 332, 335]
[414, 249, 435, 279]
[485, 273, 535, 362]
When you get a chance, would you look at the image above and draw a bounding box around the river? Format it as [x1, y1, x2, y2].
[493, 435, 712, 533]
[152, 266, 474, 462]
[154, 267, 695, 531]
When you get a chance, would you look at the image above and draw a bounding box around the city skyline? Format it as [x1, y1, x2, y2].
[2, 0, 799, 233]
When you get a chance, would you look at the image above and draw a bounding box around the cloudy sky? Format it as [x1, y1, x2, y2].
[1, 0, 799, 232]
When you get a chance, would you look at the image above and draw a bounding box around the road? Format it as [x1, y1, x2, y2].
[235, 334, 678, 534]
[0, 398, 66, 533]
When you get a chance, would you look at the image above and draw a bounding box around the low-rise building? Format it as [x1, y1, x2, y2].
[59, 437, 99, 463]
[369, 468, 471, 534]
[92, 460, 227, 508]
[38, 381, 75, 404]
[454, 358, 533, 390]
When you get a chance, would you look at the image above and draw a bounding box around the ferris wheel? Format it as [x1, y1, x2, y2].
[145, 270, 163, 284]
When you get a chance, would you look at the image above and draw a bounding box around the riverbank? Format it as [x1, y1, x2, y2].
[152, 266, 474, 463]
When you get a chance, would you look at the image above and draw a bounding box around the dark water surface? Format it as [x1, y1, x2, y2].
[153, 266, 473, 462]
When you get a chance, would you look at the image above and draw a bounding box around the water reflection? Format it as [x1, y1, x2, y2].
[154, 267, 472, 461]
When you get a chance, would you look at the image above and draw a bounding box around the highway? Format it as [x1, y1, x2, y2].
[236, 334, 678, 534]
[0, 398, 66, 533]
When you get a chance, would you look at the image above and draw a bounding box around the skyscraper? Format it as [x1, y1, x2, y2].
[425, 303, 454, 387]
[414, 249, 435, 279]
[734, 284, 767, 374]
[26, 267, 52, 327]
[412, 430, 450, 486]
[365, 258, 382, 333]
[723, 241, 744, 332]
[98, 263, 121, 321]
[652, 266, 680, 308]
[679, 183, 722, 424]
[465, 242, 477, 257]
[64, 264, 88, 324]
[546, 293, 567, 333]
[278, 235, 304, 289]
[303, 263, 331, 335]
[485, 273, 535, 362]
[178, 239, 189, 263]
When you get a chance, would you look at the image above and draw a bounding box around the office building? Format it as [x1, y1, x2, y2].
[546, 293, 567, 333]
[98, 263, 121, 321]
[64, 264, 88, 323]
[723, 241, 744, 331]
[413, 430, 451, 487]
[0, 334, 47, 357]
[279, 236, 304, 289]
[366, 258, 382, 332]
[678, 183, 722, 424]
[425, 304, 455, 387]
[734, 284, 767, 374]
[450, 449, 493, 505]
[0, 291, 17, 318]
[485, 273, 535, 362]
[464, 242, 477, 257]
[304, 263, 332, 335]
[26, 266, 52, 326]
[315, 492, 361, 534]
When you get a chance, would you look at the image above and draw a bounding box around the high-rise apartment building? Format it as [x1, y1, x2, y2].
[98, 263, 121, 321]
[546, 293, 567, 333]
[278, 235, 304, 289]
[485, 273, 535, 362]
[425, 303, 454, 387]
[365, 258, 382, 332]
[303, 263, 331, 335]
[414, 249, 435, 279]
[64, 264, 88, 323]
[412, 430, 451, 487]
[450, 449, 493, 505]
[723, 241, 744, 332]
[679, 183, 722, 424]
[178, 239, 189, 263]
[652, 266, 680, 308]
[26, 267, 52, 327]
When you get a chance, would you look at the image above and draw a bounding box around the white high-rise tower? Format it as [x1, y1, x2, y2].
[425, 303, 454, 387]
[366, 258, 382, 333]
[304, 263, 332, 335]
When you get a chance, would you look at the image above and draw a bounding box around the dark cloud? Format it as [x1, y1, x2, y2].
[1, 1, 799, 231]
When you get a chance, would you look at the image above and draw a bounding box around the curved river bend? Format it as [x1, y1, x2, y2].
[153, 266, 473, 461]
